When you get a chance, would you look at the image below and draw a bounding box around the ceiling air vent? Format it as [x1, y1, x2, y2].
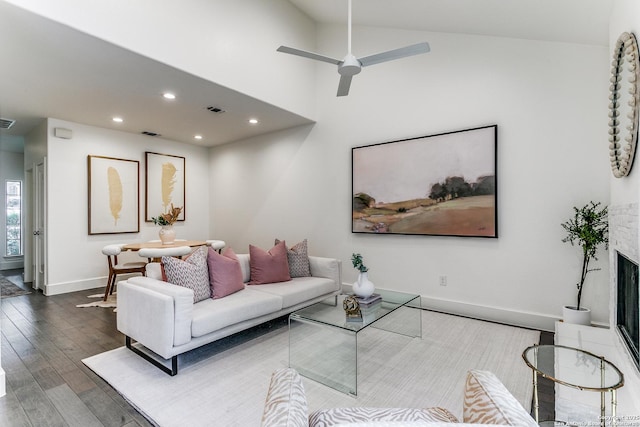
[141, 131, 161, 137]
[206, 106, 225, 114]
[0, 118, 16, 129]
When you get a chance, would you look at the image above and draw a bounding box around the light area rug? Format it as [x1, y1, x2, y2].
[83, 310, 539, 427]
[76, 293, 116, 311]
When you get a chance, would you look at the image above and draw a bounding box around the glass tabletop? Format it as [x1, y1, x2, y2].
[522, 344, 624, 391]
[290, 289, 420, 333]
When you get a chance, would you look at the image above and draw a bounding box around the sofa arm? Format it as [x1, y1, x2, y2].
[116, 277, 194, 358]
[463, 370, 537, 426]
[261, 368, 309, 427]
[309, 257, 342, 289]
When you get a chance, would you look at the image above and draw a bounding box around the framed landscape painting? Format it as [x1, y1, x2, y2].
[145, 152, 185, 222]
[352, 125, 498, 238]
[88, 155, 140, 235]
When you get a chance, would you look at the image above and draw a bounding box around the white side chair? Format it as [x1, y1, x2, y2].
[101, 244, 147, 301]
[138, 246, 193, 262]
[206, 240, 226, 253]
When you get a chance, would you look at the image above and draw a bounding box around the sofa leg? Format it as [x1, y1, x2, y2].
[125, 336, 178, 376]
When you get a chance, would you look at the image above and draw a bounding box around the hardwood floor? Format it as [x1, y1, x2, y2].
[0, 269, 555, 426]
[0, 270, 152, 427]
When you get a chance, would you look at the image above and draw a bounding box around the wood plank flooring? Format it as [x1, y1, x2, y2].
[0, 270, 152, 427]
[0, 269, 555, 426]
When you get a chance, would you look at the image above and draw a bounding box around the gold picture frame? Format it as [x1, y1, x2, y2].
[88, 155, 140, 235]
[145, 152, 186, 222]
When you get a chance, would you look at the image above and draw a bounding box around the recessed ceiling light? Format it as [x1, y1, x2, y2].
[194, 135, 203, 140]
[112, 117, 123, 123]
[248, 118, 259, 125]
[163, 92, 176, 100]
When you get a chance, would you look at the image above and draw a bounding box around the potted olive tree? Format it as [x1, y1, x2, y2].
[560, 201, 608, 325]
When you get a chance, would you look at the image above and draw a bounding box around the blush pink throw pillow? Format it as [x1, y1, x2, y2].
[207, 247, 245, 299]
[249, 241, 291, 285]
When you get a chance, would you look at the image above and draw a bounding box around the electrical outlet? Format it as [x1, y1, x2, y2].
[439, 275, 447, 286]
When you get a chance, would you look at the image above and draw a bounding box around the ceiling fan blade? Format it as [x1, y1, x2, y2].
[358, 42, 430, 67]
[277, 46, 341, 65]
[337, 75, 353, 97]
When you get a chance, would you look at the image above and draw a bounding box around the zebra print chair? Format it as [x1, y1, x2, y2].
[261, 369, 537, 427]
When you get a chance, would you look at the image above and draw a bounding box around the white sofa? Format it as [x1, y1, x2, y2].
[261, 369, 538, 427]
[116, 254, 342, 375]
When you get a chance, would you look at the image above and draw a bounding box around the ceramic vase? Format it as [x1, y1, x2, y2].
[353, 271, 375, 298]
[159, 225, 176, 245]
[562, 305, 591, 326]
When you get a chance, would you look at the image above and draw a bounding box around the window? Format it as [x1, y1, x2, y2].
[6, 180, 22, 256]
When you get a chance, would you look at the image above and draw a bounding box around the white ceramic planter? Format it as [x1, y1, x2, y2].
[353, 271, 375, 298]
[562, 305, 591, 326]
[159, 225, 176, 245]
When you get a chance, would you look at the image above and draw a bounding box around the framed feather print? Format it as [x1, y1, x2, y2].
[88, 155, 140, 234]
[145, 152, 186, 222]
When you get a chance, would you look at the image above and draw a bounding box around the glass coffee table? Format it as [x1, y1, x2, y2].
[522, 344, 624, 427]
[289, 289, 421, 395]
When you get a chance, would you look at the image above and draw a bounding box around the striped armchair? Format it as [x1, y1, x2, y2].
[261, 369, 537, 427]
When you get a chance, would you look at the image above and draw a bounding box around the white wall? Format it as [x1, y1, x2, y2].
[610, 0, 640, 205]
[210, 26, 610, 331]
[44, 119, 211, 295]
[4, 0, 318, 121]
[607, 0, 640, 405]
[0, 150, 25, 270]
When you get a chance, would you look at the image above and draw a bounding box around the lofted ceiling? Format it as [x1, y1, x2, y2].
[0, 0, 612, 151]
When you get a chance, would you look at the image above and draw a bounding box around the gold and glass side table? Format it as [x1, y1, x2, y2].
[522, 344, 624, 427]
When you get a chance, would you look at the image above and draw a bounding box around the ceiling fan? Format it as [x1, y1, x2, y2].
[277, 0, 430, 97]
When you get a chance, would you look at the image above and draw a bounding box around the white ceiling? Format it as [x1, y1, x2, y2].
[0, 0, 613, 150]
[289, 0, 613, 46]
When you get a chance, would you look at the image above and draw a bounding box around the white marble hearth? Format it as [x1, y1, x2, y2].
[555, 321, 640, 424]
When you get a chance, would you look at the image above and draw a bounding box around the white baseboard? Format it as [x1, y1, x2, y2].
[44, 274, 141, 296]
[0, 367, 5, 397]
[342, 283, 560, 332]
[0, 258, 24, 270]
[420, 295, 560, 332]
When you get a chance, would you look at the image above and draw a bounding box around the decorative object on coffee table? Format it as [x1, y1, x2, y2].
[560, 201, 608, 325]
[151, 203, 182, 245]
[343, 295, 362, 321]
[351, 253, 375, 298]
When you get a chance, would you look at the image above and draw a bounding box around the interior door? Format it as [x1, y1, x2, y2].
[33, 159, 46, 292]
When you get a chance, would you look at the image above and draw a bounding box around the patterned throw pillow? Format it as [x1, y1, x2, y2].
[309, 407, 459, 425]
[463, 370, 538, 426]
[162, 246, 210, 303]
[275, 238, 311, 278]
[248, 241, 291, 285]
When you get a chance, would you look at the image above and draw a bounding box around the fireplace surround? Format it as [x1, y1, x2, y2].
[609, 203, 640, 374]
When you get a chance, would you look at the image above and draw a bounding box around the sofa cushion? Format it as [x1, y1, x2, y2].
[275, 238, 311, 278]
[162, 246, 210, 303]
[249, 241, 291, 285]
[248, 276, 337, 309]
[463, 370, 537, 426]
[309, 407, 459, 426]
[190, 288, 283, 337]
[207, 247, 245, 299]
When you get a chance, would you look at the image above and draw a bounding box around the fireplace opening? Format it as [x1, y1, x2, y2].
[617, 252, 639, 369]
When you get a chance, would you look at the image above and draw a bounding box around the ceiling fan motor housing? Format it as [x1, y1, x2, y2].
[339, 54, 362, 76]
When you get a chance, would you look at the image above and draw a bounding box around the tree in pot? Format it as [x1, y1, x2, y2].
[560, 201, 608, 325]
